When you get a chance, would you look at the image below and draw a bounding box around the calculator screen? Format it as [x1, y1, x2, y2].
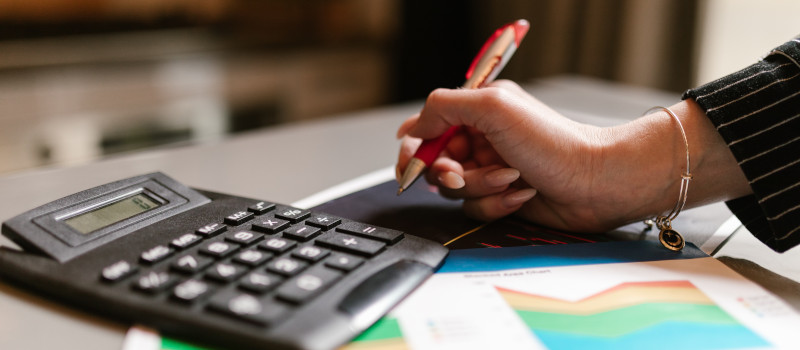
[64, 193, 162, 234]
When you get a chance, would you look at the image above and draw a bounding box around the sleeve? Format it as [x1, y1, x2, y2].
[682, 37, 800, 253]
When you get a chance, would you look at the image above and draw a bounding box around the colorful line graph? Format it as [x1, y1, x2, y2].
[496, 280, 771, 350]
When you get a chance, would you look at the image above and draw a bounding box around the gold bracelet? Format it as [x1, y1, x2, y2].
[644, 106, 692, 251]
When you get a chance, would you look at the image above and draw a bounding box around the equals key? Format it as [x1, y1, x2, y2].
[336, 222, 403, 244]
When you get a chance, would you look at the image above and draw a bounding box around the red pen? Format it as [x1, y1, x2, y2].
[397, 19, 530, 195]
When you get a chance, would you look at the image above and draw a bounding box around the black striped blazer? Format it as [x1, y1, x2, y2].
[683, 37, 800, 252]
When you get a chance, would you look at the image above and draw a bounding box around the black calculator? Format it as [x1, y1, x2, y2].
[0, 172, 448, 350]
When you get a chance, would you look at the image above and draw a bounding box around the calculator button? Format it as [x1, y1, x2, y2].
[140, 245, 174, 264]
[206, 262, 246, 282]
[224, 230, 263, 245]
[207, 290, 289, 327]
[170, 233, 202, 250]
[239, 272, 283, 294]
[233, 249, 272, 267]
[224, 211, 255, 226]
[172, 279, 213, 303]
[101, 260, 138, 282]
[274, 207, 311, 223]
[196, 223, 227, 237]
[133, 271, 179, 294]
[171, 254, 213, 274]
[200, 241, 240, 259]
[305, 215, 342, 230]
[251, 218, 290, 234]
[324, 253, 364, 272]
[259, 237, 296, 254]
[266, 257, 308, 277]
[336, 222, 404, 244]
[291, 246, 330, 262]
[248, 201, 276, 215]
[276, 266, 342, 304]
[282, 225, 321, 241]
[315, 232, 386, 257]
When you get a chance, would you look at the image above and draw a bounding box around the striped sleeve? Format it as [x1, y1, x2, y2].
[682, 38, 800, 253]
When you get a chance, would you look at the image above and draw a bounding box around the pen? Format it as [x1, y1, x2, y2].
[397, 19, 530, 195]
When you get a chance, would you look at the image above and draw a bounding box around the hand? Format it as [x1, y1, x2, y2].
[396, 80, 750, 232]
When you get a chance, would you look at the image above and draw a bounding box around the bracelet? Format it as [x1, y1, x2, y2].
[644, 106, 692, 251]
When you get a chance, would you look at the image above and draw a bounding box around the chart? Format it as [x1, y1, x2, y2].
[343, 317, 408, 350]
[497, 280, 770, 350]
[355, 242, 800, 350]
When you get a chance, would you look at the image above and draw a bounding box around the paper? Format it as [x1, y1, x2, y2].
[124, 242, 798, 350]
[344, 241, 800, 350]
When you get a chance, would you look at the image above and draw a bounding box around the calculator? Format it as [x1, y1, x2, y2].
[0, 172, 448, 350]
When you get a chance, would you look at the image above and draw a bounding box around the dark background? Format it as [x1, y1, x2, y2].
[0, 0, 699, 173]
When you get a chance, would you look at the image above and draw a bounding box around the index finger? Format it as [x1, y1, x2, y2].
[407, 86, 527, 140]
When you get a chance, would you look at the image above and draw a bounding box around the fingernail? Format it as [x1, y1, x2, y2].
[485, 168, 521, 187]
[395, 166, 402, 182]
[439, 171, 465, 189]
[396, 124, 412, 139]
[503, 188, 537, 207]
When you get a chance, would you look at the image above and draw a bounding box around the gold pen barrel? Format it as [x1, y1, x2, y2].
[396, 157, 427, 195]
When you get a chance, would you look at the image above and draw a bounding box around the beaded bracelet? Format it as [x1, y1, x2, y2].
[644, 106, 692, 251]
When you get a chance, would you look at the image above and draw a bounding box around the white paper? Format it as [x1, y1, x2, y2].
[373, 254, 800, 350]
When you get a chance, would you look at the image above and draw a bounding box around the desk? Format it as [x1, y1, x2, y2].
[1, 76, 797, 349]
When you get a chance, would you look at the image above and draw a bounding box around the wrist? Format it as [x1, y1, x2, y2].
[605, 100, 752, 223]
[602, 106, 693, 223]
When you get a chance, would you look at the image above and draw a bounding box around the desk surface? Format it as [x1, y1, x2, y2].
[1, 76, 797, 350]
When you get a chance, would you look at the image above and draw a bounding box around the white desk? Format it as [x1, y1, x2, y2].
[1, 76, 797, 349]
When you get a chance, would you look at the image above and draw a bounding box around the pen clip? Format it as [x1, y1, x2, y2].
[464, 19, 529, 89]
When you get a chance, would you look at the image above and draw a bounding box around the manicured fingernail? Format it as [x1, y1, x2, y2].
[396, 123, 412, 139]
[439, 171, 465, 189]
[503, 188, 537, 207]
[485, 168, 520, 187]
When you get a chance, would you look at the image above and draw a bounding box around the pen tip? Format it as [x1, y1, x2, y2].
[396, 187, 404, 196]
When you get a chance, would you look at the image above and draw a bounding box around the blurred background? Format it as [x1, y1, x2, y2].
[0, 0, 797, 174]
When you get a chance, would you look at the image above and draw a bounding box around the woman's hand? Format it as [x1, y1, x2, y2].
[396, 80, 750, 232]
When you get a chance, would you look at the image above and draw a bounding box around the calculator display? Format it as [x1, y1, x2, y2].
[65, 193, 162, 234]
